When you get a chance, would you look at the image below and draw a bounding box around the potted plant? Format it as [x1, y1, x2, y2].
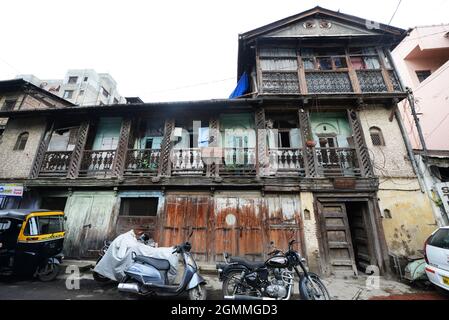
[305, 132, 316, 148]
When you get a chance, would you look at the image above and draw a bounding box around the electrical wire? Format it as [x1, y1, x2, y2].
[388, 0, 403, 25]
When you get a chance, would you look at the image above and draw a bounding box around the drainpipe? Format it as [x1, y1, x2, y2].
[386, 49, 425, 192]
[406, 87, 428, 159]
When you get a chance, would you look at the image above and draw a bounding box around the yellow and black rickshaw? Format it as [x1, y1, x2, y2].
[0, 209, 65, 281]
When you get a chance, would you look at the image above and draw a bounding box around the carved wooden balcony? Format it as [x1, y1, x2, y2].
[267, 148, 305, 176]
[171, 148, 206, 175]
[261, 72, 300, 94]
[38, 151, 73, 177]
[124, 148, 160, 176]
[315, 147, 361, 177]
[356, 70, 387, 92]
[79, 149, 116, 177]
[219, 147, 256, 176]
[305, 71, 353, 93]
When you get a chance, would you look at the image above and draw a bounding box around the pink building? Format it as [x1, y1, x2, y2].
[393, 25, 449, 226]
[393, 24, 449, 150]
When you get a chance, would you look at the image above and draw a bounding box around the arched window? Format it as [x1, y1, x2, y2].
[14, 132, 29, 151]
[369, 127, 385, 146]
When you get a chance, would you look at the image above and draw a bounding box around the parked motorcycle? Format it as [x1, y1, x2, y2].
[216, 239, 330, 300]
[117, 239, 207, 300]
[93, 233, 155, 283]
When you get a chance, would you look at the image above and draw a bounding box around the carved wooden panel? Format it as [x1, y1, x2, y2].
[158, 119, 175, 177]
[29, 124, 54, 179]
[255, 108, 267, 176]
[207, 117, 220, 177]
[298, 109, 317, 177]
[67, 121, 90, 179]
[113, 118, 132, 177]
[347, 109, 374, 177]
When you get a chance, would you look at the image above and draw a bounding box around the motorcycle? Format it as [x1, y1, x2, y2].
[216, 239, 331, 300]
[117, 234, 207, 300]
[93, 233, 155, 283]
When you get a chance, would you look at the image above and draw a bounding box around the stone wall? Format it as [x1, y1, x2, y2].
[0, 117, 46, 179]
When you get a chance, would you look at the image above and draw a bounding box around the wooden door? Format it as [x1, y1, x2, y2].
[159, 195, 210, 262]
[63, 194, 93, 258]
[236, 198, 264, 261]
[265, 195, 303, 257]
[318, 202, 357, 276]
[214, 197, 239, 260]
[63, 192, 116, 258]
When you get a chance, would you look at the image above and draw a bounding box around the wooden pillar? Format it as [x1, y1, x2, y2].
[298, 109, 318, 177]
[29, 120, 54, 179]
[376, 48, 394, 93]
[255, 107, 267, 177]
[66, 121, 90, 179]
[113, 118, 133, 177]
[346, 48, 361, 93]
[206, 117, 220, 178]
[158, 119, 175, 177]
[347, 109, 374, 177]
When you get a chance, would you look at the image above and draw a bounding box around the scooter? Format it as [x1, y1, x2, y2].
[117, 240, 207, 300]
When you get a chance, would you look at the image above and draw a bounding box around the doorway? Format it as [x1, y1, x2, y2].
[318, 199, 377, 276]
[345, 202, 375, 273]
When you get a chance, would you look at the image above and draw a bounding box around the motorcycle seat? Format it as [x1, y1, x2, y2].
[134, 255, 170, 270]
[230, 257, 265, 270]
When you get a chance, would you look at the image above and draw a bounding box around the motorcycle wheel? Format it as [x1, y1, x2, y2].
[93, 271, 110, 283]
[299, 273, 331, 300]
[37, 262, 60, 282]
[188, 284, 207, 300]
[222, 270, 255, 297]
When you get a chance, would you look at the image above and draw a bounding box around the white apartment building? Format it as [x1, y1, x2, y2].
[16, 69, 126, 106]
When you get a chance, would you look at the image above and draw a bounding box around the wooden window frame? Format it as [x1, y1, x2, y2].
[13, 132, 29, 151]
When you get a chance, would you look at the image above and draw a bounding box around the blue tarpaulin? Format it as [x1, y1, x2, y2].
[229, 72, 249, 99]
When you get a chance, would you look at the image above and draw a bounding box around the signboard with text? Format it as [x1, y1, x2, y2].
[436, 182, 449, 214]
[0, 184, 24, 197]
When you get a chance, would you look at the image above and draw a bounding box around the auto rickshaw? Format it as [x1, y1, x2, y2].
[0, 209, 65, 281]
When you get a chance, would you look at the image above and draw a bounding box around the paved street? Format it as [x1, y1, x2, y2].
[0, 268, 448, 300]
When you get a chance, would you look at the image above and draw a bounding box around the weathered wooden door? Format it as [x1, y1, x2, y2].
[237, 198, 264, 261]
[318, 202, 358, 276]
[159, 195, 210, 262]
[265, 195, 303, 256]
[63, 192, 116, 258]
[63, 194, 93, 258]
[214, 197, 239, 260]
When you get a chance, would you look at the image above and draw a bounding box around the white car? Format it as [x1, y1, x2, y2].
[425, 226, 449, 292]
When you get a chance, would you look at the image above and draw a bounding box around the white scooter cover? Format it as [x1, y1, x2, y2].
[93, 230, 179, 283]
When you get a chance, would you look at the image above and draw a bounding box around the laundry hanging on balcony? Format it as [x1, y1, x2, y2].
[229, 72, 249, 99]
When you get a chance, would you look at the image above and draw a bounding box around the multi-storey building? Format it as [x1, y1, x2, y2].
[17, 69, 126, 106]
[0, 7, 437, 276]
[392, 25, 449, 226]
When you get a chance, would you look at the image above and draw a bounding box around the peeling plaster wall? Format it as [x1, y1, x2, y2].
[359, 105, 414, 178]
[378, 181, 437, 256]
[359, 106, 436, 256]
[300, 191, 321, 273]
[0, 117, 46, 178]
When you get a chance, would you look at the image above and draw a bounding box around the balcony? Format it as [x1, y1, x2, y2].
[171, 148, 205, 175]
[124, 149, 160, 176]
[267, 148, 305, 176]
[305, 71, 353, 93]
[219, 147, 256, 176]
[38, 151, 73, 177]
[315, 147, 361, 177]
[79, 149, 116, 177]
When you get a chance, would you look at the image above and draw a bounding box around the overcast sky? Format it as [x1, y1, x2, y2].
[0, 0, 448, 102]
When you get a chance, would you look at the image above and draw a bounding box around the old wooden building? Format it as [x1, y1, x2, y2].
[0, 7, 437, 276]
